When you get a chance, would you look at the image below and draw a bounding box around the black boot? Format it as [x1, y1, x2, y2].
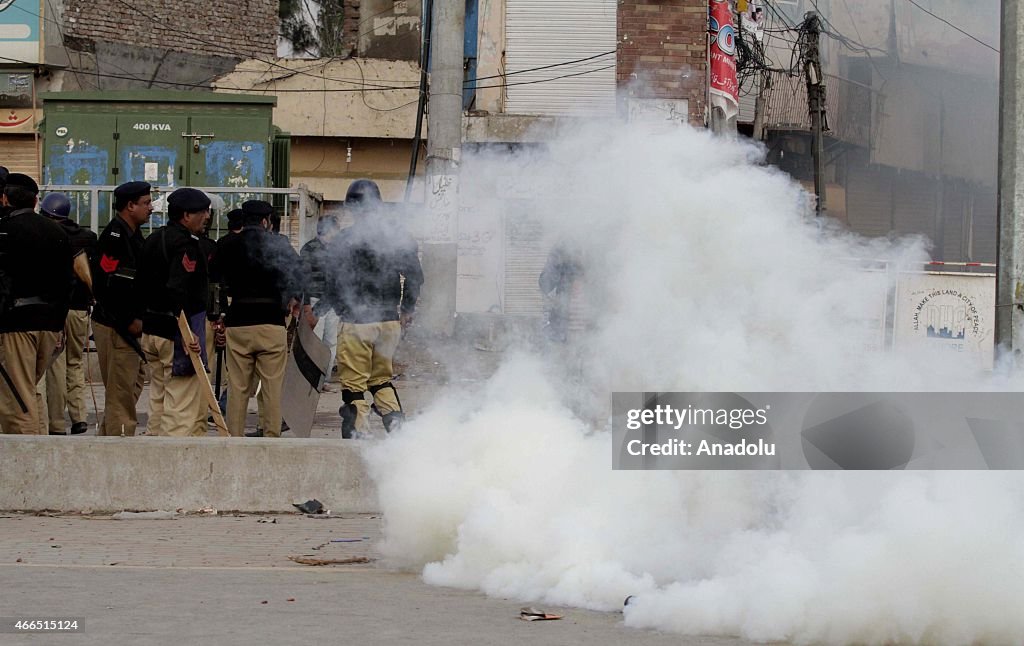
[381, 411, 405, 433]
[339, 404, 357, 439]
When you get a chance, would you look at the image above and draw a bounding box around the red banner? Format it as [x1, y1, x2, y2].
[709, 0, 739, 110]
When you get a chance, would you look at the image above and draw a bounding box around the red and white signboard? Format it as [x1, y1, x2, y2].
[709, 0, 739, 119]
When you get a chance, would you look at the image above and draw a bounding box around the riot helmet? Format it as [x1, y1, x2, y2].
[344, 179, 382, 207]
[40, 192, 72, 219]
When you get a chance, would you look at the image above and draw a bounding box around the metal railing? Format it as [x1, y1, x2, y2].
[39, 184, 323, 248]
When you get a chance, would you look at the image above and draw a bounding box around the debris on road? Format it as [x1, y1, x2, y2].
[292, 500, 324, 514]
[112, 510, 178, 520]
[288, 556, 374, 566]
[520, 607, 563, 621]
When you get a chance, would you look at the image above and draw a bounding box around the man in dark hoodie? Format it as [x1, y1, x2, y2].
[0, 174, 73, 434]
[39, 192, 97, 435]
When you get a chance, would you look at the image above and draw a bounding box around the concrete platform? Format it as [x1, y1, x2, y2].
[0, 436, 377, 513]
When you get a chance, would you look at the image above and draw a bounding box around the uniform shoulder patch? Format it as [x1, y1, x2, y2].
[182, 253, 197, 273]
[111, 231, 121, 238]
[99, 254, 119, 273]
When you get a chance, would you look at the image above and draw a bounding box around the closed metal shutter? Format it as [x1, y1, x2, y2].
[845, 163, 892, 238]
[970, 187, 997, 263]
[0, 135, 39, 178]
[892, 172, 937, 240]
[505, 0, 617, 117]
[503, 207, 546, 317]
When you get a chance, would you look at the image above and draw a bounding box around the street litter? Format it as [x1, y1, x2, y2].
[293, 499, 324, 514]
[520, 607, 563, 621]
[330, 538, 363, 543]
[257, 518, 278, 524]
[288, 556, 374, 566]
[112, 510, 178, 520]
[175, 507, 218, 516]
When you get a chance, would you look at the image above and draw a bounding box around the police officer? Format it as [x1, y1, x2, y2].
[138, 188, 211, 437]
[213, 200, 302, 437]
[325, 179, 423, 438]
[91, 181, 151, 436]
[40, 193, 97, 435]
[212, 207, 271, 433]
[0, 174, 74, 434]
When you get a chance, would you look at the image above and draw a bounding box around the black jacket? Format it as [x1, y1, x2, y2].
[325, 218, 423, 324]
[91, 215, 145, 330]
[0, 208, 73, 333]
[213, 225, 303, 328]
[46, 216, 98, 311]
[299, 236, 330, 305]
[138, 222, 209, 340]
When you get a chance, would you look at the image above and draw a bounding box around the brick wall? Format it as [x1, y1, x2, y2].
[343, 0, 361, 56]
[64, 0, 278, 59]
[618, 0, 707, 125]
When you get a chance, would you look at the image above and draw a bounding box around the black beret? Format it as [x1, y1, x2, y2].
[241, 200, 273, 218]
[226, 208, 244, 227]
[168, 187, 211, 213]
[5, 173, 38, 194]
[113, 181, 151, 201]
[0, 166, 8, 188]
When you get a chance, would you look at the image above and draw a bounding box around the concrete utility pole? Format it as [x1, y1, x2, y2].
[997, 0, 1024, 354]
[418, 0, 466, 337]
[802, 12, 827, 217]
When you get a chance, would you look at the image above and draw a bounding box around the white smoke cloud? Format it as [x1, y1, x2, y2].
[364, 122, 1024, 643]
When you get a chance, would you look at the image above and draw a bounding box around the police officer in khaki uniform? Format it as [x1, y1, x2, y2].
[0, 174, 74, 434]
[138, 188, 211, 437]
[325, 180, 423, 438]
[39, 193, 97, 435]
[91, 181, 151, 436]
[213, 200, 302, 437]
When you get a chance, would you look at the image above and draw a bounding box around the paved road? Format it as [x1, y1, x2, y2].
[0, 514, 753, 646]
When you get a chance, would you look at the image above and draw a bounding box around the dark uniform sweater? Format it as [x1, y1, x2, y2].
[0, 208, 73, 333]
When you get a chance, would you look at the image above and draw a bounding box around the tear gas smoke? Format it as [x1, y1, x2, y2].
[364, 122, 1024, 644]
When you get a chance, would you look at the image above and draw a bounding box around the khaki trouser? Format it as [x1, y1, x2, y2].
[0, 331, 61, 435]
[212, 337, 268, 434]
[226, 325, 287, 437]
[338, 321, 402, 432]
[143, 334, 205, 437]
[94, 322, 144, 436]
[44, 309, 91, 433]
[143, 334, 170, 436]
[196, 319, 224, 436]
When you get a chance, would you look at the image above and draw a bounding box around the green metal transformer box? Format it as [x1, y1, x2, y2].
[40, 91, 290, 231]
[40, 90, 285, 190]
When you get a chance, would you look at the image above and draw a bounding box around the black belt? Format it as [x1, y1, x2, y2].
[233, 297, 279, 305]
